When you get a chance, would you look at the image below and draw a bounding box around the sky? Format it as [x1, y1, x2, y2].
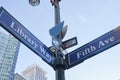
[0, 0, 120, 80]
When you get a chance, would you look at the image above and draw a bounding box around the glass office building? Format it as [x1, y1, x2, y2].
[21, 64, 47, 80]
[0, 32, 20, 80]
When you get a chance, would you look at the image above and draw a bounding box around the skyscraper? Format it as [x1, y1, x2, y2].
[21, 64, 47, 80]
[0, 32, 20, 80]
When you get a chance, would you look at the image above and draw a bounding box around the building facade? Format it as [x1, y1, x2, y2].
[0, 32, 20, 80]
[14, 73, 26, 80]
[21, 64, 47, 80]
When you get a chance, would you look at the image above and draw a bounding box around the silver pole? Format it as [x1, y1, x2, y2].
[53, 0, 66, 80]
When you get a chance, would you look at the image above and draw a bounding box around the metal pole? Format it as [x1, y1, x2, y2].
[54, 0, 60, 25]
[54, 50, 66, 80]
[53, 0, 66, 80]
[56, 68, 65, 80]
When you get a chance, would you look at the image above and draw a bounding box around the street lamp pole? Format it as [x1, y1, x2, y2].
[53, 1, 66, 80]
[54, 0, 60, 25]
[29, 0, 66, 80]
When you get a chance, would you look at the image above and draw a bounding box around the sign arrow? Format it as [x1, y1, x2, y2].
[65, 26, 120, 69]
[0, 7, 55, 67]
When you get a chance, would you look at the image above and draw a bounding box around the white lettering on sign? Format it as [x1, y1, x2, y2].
[10, 21, 52, 61]
[76, 36, 115, 59]
[77, 45, 96, 58]
[65, 39, 76, 47]
[10, 21, 38, 49]
[98, 36, 115, 48]
[39, 45, 52, 60]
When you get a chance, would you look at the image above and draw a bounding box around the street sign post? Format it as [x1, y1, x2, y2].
[65, 26, 120, 69]
[0, 7, 55, 67]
